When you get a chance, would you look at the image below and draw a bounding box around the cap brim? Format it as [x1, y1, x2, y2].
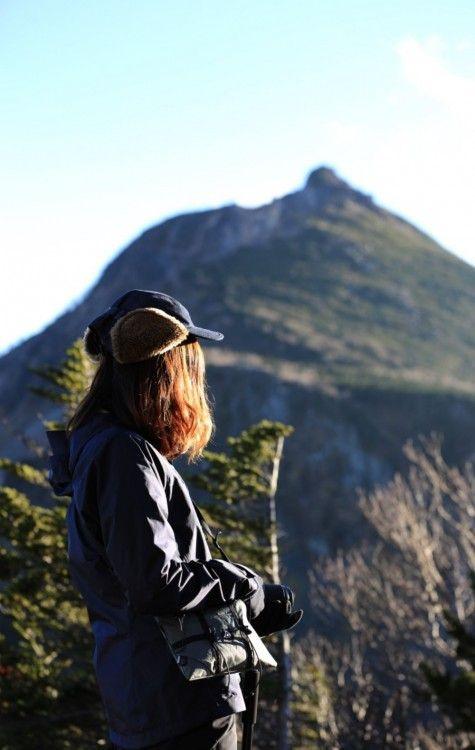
[187, 325, 224, 341]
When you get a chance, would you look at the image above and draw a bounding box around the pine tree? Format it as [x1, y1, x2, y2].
[28, 338, 97, 426]
[184, 420, 296, 749]
[0, 339, 107, 749]
[421, 571, 475, 744]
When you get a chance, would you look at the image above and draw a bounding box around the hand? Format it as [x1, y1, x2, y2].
[250, 583, 303, 637]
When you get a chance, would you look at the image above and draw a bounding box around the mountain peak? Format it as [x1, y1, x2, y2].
[304, 166, 345, 190]
[302, 165, 376, 211]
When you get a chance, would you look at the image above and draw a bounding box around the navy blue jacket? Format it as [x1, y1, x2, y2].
[45, 409, 265, 749]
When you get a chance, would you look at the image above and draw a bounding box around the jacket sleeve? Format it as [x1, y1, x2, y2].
[94, 431, 264, 617]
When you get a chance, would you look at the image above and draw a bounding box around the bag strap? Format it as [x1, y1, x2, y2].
[190, 499, 232, 564]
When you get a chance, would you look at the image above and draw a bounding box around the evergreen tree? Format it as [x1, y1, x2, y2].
[29, 338, 96, 426]
[421, 571, 475, 744]
[184, 420, 295, 749]
[185, 420, 293, 578]
[0, 339, 107, 749]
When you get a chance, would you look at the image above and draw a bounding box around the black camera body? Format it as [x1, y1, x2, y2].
[251, 583, 303, 637]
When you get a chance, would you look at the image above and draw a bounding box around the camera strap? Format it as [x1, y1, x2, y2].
[190, 499, 232, 564]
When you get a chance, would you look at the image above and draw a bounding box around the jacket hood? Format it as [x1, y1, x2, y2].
[45, 428, 73, 497]
[45, 410, 120, 497]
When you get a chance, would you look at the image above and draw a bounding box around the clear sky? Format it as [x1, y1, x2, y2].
[1, 1, 474, 356]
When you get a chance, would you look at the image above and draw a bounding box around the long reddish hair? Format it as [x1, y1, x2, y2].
[66, 337, 215, 463]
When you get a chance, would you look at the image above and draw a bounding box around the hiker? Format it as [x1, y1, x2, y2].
[45, 289, 300, 750]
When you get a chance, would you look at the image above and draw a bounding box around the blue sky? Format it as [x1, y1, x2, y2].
[1, 1, 474, 355]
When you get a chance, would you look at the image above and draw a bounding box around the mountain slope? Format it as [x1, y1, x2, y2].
[191, 168, 474, 393]
[1, 166, 474, 621]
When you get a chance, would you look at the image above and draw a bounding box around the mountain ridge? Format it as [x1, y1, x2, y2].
[1, 164, 473, 415]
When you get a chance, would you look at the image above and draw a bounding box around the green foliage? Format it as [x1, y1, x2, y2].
[290, 648, 333, 749]
[0, 459, 49, 488]
[0, 339, 106, 749]
[185, 420, 295, 747]
[421, 571, 475, 739]
[28, 338, 95, 429]
[185, 420, 293, 579]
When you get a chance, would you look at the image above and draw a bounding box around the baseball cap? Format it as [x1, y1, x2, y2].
[83, 289, 224, 364]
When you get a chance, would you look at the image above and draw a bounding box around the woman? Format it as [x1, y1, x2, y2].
[45, 289, 271, 750]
